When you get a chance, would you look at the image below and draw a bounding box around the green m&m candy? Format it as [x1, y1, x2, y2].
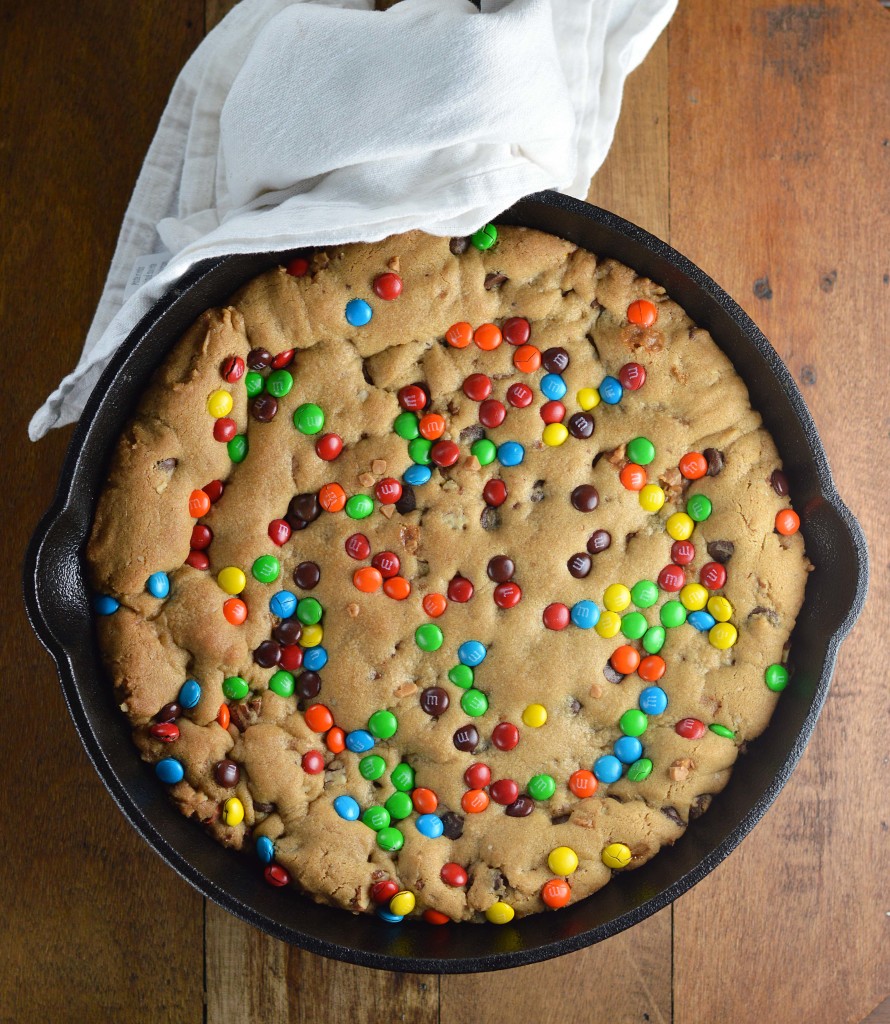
[345, 494, 374, 520]
[448, 664, 474, 689]
[245, 371, 264, 398]
[408, 437, 433, 465]
[296, 597, 323, 625]
[631, 580, 659, 608]
[384, 791, 413, 820]
[252, 554, 280, 583]
[227, 435, 248, 463]
[471, 438, 497, 466]
[709, 723, 735, 739]
[687, 493, 713, 522]
[660, 600, 687, 629]
[619, 709, 648, 737]
[393, 411, 420, 439]
[642, 626, 666, 654]
[293, 402, 324, 434]
[527, 774, 556, 801]
[362, 806, 390, 831]
[368, 709, 398, 740]
[627, 758, 653, 782]
[415, 623, 443, 652]
[621, 611, 648, 640]
[222, 675, 249, 700]
[359, 754, 387, 781]
[471, 223, 498, 250]
[268, 670, 295, 698]
[376, 826, 404, 852]
[390, 763, 415, 792]
[266, 369, 293, 397]
[626, 437, 655, 465]
[460, 689, 489, 717]
[765, 664, 789, 692]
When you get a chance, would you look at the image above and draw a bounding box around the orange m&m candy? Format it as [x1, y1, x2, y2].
[775, 509, 800, 535]
[423, 909, 450, 925]
[474, 323, 502, 351]
[418, 413, 446, 440]
[304, 704, 334, 732]
[513, 344, 541, 373]
[412, 788, 438, 814]
[638, 654, 666, 682]
[188, 489, 211, 518]
[568, 769, 598, 799]
[318, 482, 346, 512]
[383, 576, 411, 600]
[223, 598, 247, 625]
[353, 566, 383, 593]
[679, 452, 708, 480]
[541, 878, 572, 909]
[326, 727, 346, 754]
[627, 298, 658, 327]
[422, 592, 447, 618]
[461, 789, 490, 814]
[217, 704, 231, 730]
[445, 322, 473, 348]
[610, 645, 641, 675]
[619, 463, 647, 491]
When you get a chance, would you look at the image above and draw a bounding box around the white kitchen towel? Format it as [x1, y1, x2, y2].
[29, 0, 675, 440]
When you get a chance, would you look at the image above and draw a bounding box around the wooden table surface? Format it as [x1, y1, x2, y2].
[3, 1, 888, 1021]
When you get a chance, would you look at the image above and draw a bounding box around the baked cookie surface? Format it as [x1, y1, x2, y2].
[87, 226, 809, 922]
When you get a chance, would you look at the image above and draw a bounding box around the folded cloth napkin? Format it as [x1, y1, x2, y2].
[29, 0, 675, 440]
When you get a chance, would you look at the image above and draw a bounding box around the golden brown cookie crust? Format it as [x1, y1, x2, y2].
[87, 226, 809, 921]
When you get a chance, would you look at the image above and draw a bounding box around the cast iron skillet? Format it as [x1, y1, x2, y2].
[24, 192, 868, 973]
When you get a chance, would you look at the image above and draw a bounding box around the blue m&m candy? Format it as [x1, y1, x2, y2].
[571, 600, 600, 630]
[178, 679, 201, 709]
[345, 298, 372, 326]
[594, 754, 623, 784]
[614, 735, 644, 764]
[540, 373, 567, 401]
[155, 758, 184, 784]
[146, 572, 170, 599]
[333, 795, 361, 821]
[638, 685, 668, 716]
[345, 730, 374, 753]
[497, 441, 525, 467]
[403, 464, 432, 486]
[458, 640, 487, 667]
[598, 376, 623, 405]
[93, 594, 119, 615]
[377, 909, 403, 923]
[303, 646, 328, 671]
[688, 610, 717, 632]
[416, 814, 444, 838]
[256, 836, 275, 864]
[270, 590, 298, 618]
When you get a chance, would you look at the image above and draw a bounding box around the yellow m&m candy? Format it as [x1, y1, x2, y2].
[680, 583, 708, 611]
[300, 624, 323, 648]
[217, 566, 246, 595]
[709, 622, 738, 650]
[577, 387, 601, 411]
[522, 704, 548, 728]
[707, 596, 733, 622]
[548, 846, 579, 876]
[603, 584, 631, 613]
[602, 842, 632, 869]
[542, 423, 569, 447]
[595, 610, 622, 639]
[223, 797, 244, 826]
[639, 484, 666, 512]
[666, 512, 695, 541]
[389, 891, 416, 917]
[485, 901, 515, 924]
[207, 389, 233, 418]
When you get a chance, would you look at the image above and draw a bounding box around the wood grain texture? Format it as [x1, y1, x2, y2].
[1, 2, 205, 1022]
[669, 2, 890, 1022]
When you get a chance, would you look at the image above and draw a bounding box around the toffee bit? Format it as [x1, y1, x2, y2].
[371, 459, 387, 475]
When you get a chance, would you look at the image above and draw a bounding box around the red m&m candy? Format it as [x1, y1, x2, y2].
[268, 519, 291, 546]
[618, 362, 647, 390]
[492, 722, 519, 751]
[479, 399, 506, 429]
[658, 564, 686, 592]
[203, 480, 224, 503]
[540, 401, 566, 424]
[431, 441, 460, 467]
[494, 582, 522, 609]
[503, 317, 530, 346]
[375, 478, 403, 504]
[372, 551, 400, 578]
[700, 562, 727, 590]
[185, 550, 209, 570]
[272, 349, 295, 370]
[286, 257, 309, 277]
[448, 575, 474, 602]
[490, 779, 519, 805]
[482, 479, 507, 507]
[221, 355, 245, 383]
[398, 385, 427, 411]
[345, 533, 371, 560]
[463, 374, 492, 401]
[675, 717, 706, 740]
[441, 863, 468, 887]
[213, 417, 237, 443]
[301, 751, 325, 774]
[506, 382, 533, 408]
[373, 272, 402, 300]
[264, 865, 290, 887]
[191, 524, 213, 550]
[543, 603, 570, 630]
[464, 763, 491, 789]
[671, 540, 696, 565]
[315, 433, 343, 461]
[371, 879, 400, 903]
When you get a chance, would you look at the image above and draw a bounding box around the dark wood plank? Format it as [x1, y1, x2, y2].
[670, 2, 890, 1021]
[1, 2, 205, 1021]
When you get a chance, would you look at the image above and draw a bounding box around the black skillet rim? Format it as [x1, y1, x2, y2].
[24, 191, 868, 973]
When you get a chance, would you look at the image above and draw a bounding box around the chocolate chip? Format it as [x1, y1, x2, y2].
[459, 424, 486, 445]
[571, 484, 599, 512]
[289, 493, 321, 524]
[550, 813, 571, 825]
[567, 552, 592, 578]
[484, 272, 508, 290]
[293, 561, 321, 590]
[449, 236, 470, 255]
[156, 702, 181, 722]
[251, 394, 278, 422]
[487, 555, 515, 582]
[253, 801, 275, 814]
[420, 687, 450, 717]
[603, 663, 624, 684]
[156, 457, 177, 472]
[441, 811, 464, 839]
[273, 620, 302, 645]
[530, 480, 546, 503]
[505, 796, 535, 817]
[480, 506, 500, 531]
[662, 806, 685, 827]
[704, 447, 725, 476]
[285, 513, 307, 532]
[453, 724, 479, 752]
[689, 794, 713, 820]
[587, 529, 611, 554]
[706, 539, 735, 564]
[770, 469, 789, 496]
[748, 605, 780, 626]
[569, 697, 582, 714]
[567, 412, 595, 439]
[247, 347, 272, 370]
[214, 759, 240, 787]
[395, 484, 416, 514]
[297, 671, 322, 699]
[542, 347, 570, 373]
[229, 702, 257, 732]
[253, 640, 281, 668]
